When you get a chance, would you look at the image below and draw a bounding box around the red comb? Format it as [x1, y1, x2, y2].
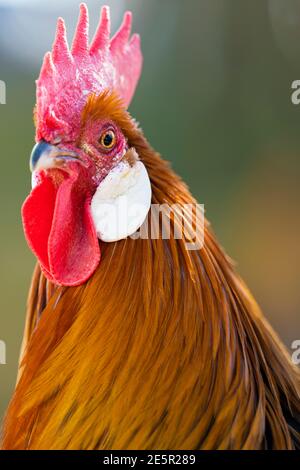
[35, 3, 143, 143]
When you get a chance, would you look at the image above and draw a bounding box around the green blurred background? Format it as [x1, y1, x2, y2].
[0, 0, 300, 420]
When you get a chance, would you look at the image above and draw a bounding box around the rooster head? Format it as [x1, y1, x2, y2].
[22, 3, 151, 287]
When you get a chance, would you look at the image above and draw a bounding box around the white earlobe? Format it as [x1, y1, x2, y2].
[91, 157, 152, 242]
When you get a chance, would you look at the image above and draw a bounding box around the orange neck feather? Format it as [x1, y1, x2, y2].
[2, 120, 300, 450]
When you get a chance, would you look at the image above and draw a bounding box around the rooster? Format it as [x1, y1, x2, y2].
[2, 4, 300, 450]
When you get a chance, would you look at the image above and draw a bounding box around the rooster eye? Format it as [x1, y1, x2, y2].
[99, 130, 116, 150]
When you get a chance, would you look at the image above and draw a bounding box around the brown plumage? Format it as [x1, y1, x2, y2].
[2, 96, 300, 450]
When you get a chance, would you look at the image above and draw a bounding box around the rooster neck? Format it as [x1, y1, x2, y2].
[2, 139, 300, 450]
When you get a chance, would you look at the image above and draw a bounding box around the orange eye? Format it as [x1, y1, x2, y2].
[99, 129, 116, 150]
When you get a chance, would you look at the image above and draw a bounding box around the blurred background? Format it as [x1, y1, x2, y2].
[0, 0, 300, 420]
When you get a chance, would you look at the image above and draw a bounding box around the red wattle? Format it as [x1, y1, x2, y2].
[22, 170, 100, 286]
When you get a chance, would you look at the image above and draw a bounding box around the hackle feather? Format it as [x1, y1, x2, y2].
[2, 96, 300, 450]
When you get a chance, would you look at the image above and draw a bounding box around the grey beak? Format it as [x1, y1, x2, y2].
[30, 140, 79, 172]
